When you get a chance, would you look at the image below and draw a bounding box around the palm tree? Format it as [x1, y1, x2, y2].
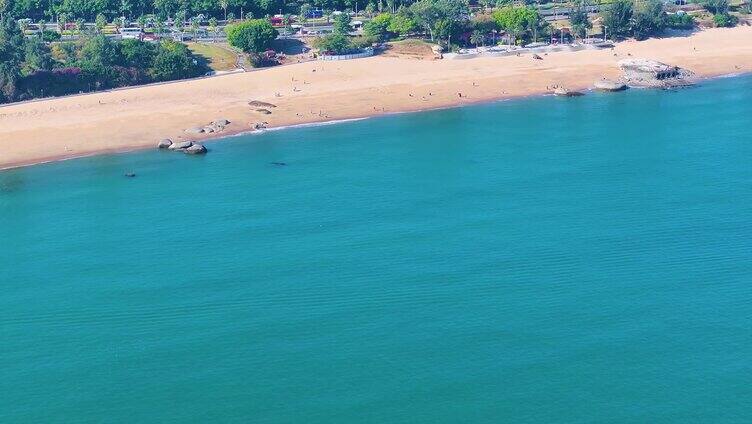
[95, 13, 107, 34]
[175, 10, 186, 41]
[470, 30, 484, 47]
[19, 19, 30, 35]
[219, 0, 229, 21]
[154, 15, 165, 38]
[76, 18, 85, 37]
[190, 16, 200, 40]
[37, 19, 46, 37]
[57, 13, 68, 34]
[208, 17, 218, 42]
[137, 14, 148, 39]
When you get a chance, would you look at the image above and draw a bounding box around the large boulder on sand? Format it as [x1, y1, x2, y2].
[212, 118, 230, 126]
[157, 139, 173, 149]
[184, 143, 207, 155]
[169, 140, 193, 150]
[594, 79, 628, 92]
[249, 100, 277, 108]
[185, 127, 205, 134]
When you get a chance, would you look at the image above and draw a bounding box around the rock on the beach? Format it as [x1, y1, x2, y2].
[594, 80, 628, 92]
[203, 126, 215, 133]
[157, 138, 173, 149]
[532, 53, 543, 60]
[213, 118, 230, 126]
[169, 140, 193, 150]
[255, 108, 272, 115]
[185, 127, 205, 134]
[553, 87, 584, 97]
[184, 143, 207, 155]
[249, 100, 277, 108]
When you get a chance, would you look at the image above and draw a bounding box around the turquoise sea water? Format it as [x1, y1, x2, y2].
[2, 75, 752, 423]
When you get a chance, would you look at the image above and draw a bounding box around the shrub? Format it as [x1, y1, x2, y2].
[666, 13, 695, 29]
[713, 13, 737, 27]
[314, 33, 355, 55]
[41, 30, 61, 42]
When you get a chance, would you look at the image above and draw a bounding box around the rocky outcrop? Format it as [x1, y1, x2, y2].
[157, 139, 173, 149]
[594, 79, 628, 92]
[553, 87, 584, 97]
[169, 140, 193, 150]
[185, 127, 205, 134]
[618, 59, 695, 88]
[252, 121, 269, 130]
[161, 139, 208, 155]
[249, 100, 277, 108]
[184, 143, 207, 155]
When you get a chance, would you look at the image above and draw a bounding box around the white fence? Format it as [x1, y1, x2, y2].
[318, 48, 374, 61]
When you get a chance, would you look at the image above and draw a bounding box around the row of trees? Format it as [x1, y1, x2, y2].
[0, 0, 410, 22]
[602, 0, 737, 40]
[363, 0, 545, 46]
[0, 16, 203, 103]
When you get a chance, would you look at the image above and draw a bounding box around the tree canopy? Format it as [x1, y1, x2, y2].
[226, 19, 277, 53]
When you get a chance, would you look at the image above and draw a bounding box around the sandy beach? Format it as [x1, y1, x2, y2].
[1, 26, 751, 170]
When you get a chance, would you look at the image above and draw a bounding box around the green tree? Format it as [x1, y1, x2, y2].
[569, 4, 591, 40]
[410, 0, 467, 43]
[119, 38, 156, 67]
[470, 29, 483, 46]
[58, 12, 68, 34]
[492, 6, 539, 44]
[190, 16, 200, 37]
[0, 17, 25, 103]
[299, 3, 311, 22]
[137, 15, 148, 34]
[76, 17, 86, 36]
[387, 11, 416, 37]
[364, 12, 391, 39]
[226, 19, 278, 53]
[95, 13, 107, 33]
[219, 0, 229, 20]
[174, 9, 186, 40]
[150, 40, 200, 80]
[333, 12, 351, 34]
[208, 16, 218, 41]
[601, 0, 632, 39]
[632, 0, 666, 40]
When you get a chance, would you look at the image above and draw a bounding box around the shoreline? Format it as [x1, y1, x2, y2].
[2, 26, 752, 171]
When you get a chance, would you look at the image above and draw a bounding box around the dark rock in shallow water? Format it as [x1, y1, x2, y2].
[124, 172, 136, 177]
[554, 87, 584, 97]
[271, 162, 287, 166]
[184, 143, 207, 155]
[157, 139, 173, 149]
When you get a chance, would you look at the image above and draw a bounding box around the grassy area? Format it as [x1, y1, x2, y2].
[186, 42, 238, 71]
